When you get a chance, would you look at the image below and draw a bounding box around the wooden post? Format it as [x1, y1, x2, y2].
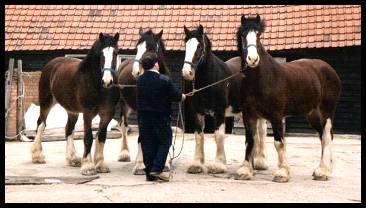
[5, 58, 15, 137]
[17, 60, 25, 140]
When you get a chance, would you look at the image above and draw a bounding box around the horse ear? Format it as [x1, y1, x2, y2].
[198, 24, 204, 34]
[99, 32, 105, 41]
[139, 27, 144, 36]
[184, 25, 190, 35]
[155, 30, 163, 40]
[255, 14, 261, 24]
[241, 15, 246, 25]
[113, 32, 119, 42]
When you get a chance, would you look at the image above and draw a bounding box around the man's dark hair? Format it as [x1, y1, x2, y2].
[141, 52, 158, 70]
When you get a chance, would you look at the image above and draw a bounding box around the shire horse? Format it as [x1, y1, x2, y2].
[116, 28, 170, 174]
[182, 25, 268, 174]
[236, 15, 341, 182]
[31, 33, 120, 175]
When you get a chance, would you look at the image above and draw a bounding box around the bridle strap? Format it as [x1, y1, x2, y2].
[240, 36, 258, 72]
[101, 67, 117, 76]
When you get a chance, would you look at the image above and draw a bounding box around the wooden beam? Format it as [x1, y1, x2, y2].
[17, 60, 25, 140]
[5, 58, 15, 137]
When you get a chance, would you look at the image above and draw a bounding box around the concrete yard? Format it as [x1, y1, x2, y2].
[5, 132, 361, 203]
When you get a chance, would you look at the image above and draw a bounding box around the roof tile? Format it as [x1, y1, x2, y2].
[5, 5, 361, 51]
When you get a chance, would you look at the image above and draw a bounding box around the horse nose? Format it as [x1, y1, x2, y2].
[102, 79, 113, 88]
[248, 55, 257, 62]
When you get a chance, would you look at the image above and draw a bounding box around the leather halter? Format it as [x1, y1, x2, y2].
[101, 67, 116, 76]
[240, 36, 257, 72]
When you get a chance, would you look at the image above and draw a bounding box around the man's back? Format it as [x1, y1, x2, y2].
[137, 71, 181, 116]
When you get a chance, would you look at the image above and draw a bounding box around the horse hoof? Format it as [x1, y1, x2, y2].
[312, 167, 331, 181]
[253, 157, 269, 170]
[31, 151, 46, 164]
[132, 163, 145, 175]
[187, 163, 206, 174]
[235, 166, 253, 180]
[207, 163, 227, 174]
[118, 151, 131, 162]
[273, 168, 290, 183]
[95, 162, 110, 173]
[67, 156, 81, 167]
[81, 163, 97, 175]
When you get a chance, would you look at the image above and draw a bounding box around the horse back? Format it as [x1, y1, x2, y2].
[278, 58, 341, 114]
[281, 59, 341, 93]
[39, 57, 84, 112]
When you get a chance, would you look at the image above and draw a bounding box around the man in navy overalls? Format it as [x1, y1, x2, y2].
[137, 52, 185, 182]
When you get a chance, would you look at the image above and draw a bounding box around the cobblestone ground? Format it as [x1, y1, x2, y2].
[5, 133, 361, 203]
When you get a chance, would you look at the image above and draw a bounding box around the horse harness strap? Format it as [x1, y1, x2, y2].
[101, 68, 117, 76]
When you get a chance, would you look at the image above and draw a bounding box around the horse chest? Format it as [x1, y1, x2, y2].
[191, 90, 226, 116]
[79, 87, 103, 107]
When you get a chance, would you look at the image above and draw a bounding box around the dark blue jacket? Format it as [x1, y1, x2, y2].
[137, 71, 182, 116]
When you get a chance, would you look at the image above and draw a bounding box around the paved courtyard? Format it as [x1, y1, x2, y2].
[5, 132, 361, 203]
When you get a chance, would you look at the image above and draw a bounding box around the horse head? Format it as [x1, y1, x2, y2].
[182, 24, 211, 81]
[94, 32, 119, 88]
[237, 14, 266, 69]
[132, 28, 164, 78]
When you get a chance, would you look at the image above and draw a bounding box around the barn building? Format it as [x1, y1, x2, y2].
[5, 5, 361, 138]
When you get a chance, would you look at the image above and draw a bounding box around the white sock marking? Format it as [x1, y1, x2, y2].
[214, 123, 226, 163]
[321, 118, 333, 170]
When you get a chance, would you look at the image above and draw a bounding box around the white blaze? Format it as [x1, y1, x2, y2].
[132, 41, 146, 78]
[102, 47, 114, 86]
[246, 30, 260, 67]
[182, 38, 199, 78]
[102, 47, 114, 69]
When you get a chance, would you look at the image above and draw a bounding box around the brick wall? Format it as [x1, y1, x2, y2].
[5, 71, 41, 139]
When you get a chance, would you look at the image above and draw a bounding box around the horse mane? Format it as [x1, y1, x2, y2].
[137, 28, 170, 75]
[184, 26, 212, 53]
[79, 33, 118, 72]
[79, 38, 101, 71]
[157, 39, 170, 76]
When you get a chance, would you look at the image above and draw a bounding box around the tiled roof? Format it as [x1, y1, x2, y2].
[5, 5, 361, 52]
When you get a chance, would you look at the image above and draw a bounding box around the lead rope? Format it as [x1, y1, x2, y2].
[185, 71, 242, 97]
[111, 84, 137, 88]
[168, 102, 185, 179]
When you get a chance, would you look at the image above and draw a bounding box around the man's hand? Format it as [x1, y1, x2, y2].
[181, 94, 186, 102]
